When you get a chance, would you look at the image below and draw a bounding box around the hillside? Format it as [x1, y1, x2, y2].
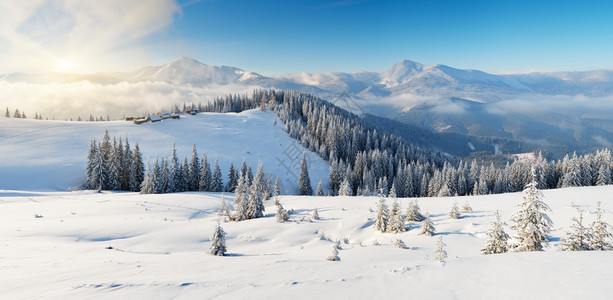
[0, 186, 611, 298]
[0, 110, 330, 192]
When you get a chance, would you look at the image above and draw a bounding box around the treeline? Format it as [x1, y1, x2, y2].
[4, 108, 44, 120]
[85, 131, 281, 197]
[201, 90, 613, 198]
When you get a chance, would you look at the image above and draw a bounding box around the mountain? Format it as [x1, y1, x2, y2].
[4, 57, 613, 157]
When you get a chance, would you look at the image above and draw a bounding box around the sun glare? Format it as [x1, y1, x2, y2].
[56, 59, 75, 72]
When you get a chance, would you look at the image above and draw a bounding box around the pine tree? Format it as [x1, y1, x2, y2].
[211, 158, 223, 192]
[140, 161, 156, 194]
[276, 201, 289, 222]
[218, 193, 231, 217]
[510, 174, 553, 251]
[129, 143, 145, 192]
[121, 138, 133, 191]
[316, 180, 324, 196]
[168, 143, 180, 193]
[107, 138, 121, 190]
[4, 108, 9, 118]
[209, 221, 227, 256]
[406, 199, 425, 222]
[596, 164, 611, 186]
[373, 196, 389, 232]
[561, 207, 591, 251]
[298, 152, 313, 195]
[389, 183, 397, 198]
[13, 109, 20, 118]
[589, 201, 613, 250]
[188, 144, 201, 191]
[327, 245, 340, 261]
[274, 176, 280, 197]
[449, 201, 461, 219]
[419, 212, 435, 236]
[232, 174, 249, 221]
[245, 162, 266, 219]
[312, 208, 320, 220]
[339, 178, 352, 196]
[481, 210, 510, 255]
[226, 162, 238, 192]
[461, 201, 473, 214]
[387, 199, 406, 233]
[159, 158, 169, 193]
[85, 138, 98, 189]
[433, 236, 447, 261]
[199, 153, 212, 191]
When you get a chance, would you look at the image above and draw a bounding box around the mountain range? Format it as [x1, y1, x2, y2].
[4, 57, 613, 158]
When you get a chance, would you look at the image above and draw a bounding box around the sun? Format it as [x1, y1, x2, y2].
[56, 59, 76, 72]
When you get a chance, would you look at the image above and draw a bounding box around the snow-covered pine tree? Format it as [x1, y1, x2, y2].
[91, 142, 108, 190]
[461, 201, 473, 214]
[589, 201, 613, 250]
[276, 201, 289, 222]
[433, 236, 447, 261]
[218, 193, 231, 217]
[298, 152, 313, 195]
[199, 152, 212, 191]
[510, 173, 553, 251]
[121, 138, 133, 191]
[596, 164, 611, 186]
[209, 221, 227, 256]
[339, 178, 352, 196]
[168, 143, 180, 193]
[449, 200, 461, 219]
[140, 161, 156, 194]
[327, 245, 340, 261]
[316, 180, 324, 196]
[389, 183, 397, 199]
[406, 199, 425, 222]
[211, 158, 223, 192]
[129, 143, 144, 192]
[373, 196, 389, 232]
[232, 174, 249, 221]
[226, 162, 238, 192]
[312, 208, 320, 220]
[250, 162, 267, 215]
[188, 144, 201, 191]
[159, 158, 170, 193]
[107, 138, 122, 190]
[274, 176, 280, 197]
[4, 107, 9, 118]
[561, 207, 591, 251]
[85, 138, 98, 189]
[481, 210, 510, 255]
[419, 212, 436, 236]
[387, 199, 406, 233]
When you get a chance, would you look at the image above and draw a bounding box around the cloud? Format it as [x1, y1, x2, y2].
[0, 81, 256, 120]
[0, 0, 181, 73]
[374, 93, 467, 114]
[485, 94, 613, 116]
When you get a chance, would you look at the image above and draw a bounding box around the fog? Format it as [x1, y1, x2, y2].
[0, 81, 256, 120]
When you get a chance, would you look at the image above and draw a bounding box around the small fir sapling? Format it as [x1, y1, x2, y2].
[419, 212, 436, 236]
[209, 221, 227, 256]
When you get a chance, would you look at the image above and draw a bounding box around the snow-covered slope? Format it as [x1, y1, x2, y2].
[0, 186, 612, 299]
[0, 110, 330, 193]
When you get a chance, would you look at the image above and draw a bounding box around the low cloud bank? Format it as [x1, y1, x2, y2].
[0, 81, 256, 120]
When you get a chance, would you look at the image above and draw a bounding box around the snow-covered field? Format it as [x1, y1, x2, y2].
[1, 186, 612, 299]
[0, 110, 330, 193]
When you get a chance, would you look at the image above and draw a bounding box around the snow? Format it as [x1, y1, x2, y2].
[0, 110, 330, 193]
[1, 186, 612, 299]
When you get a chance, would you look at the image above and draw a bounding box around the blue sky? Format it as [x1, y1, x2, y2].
[166, 0, 613, 75]
[2, 0, 613, 74]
